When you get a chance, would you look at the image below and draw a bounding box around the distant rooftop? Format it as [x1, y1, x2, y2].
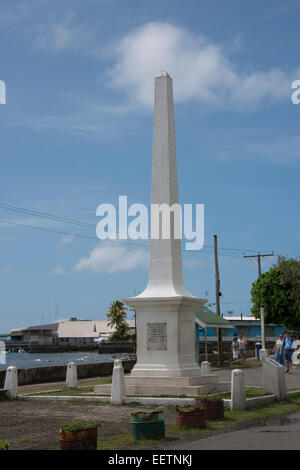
[195, 307, 234, 329]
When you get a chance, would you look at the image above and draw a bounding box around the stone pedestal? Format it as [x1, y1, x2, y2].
[4, 366, 18, 398]
[263, 357, 286, 400]
[66, 362, 78, 388]
[231, 369, 246, 411]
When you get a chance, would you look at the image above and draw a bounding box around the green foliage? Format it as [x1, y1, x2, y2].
[251, 256, 300, 330]
[60, 422, 101, 432]
[177, 406, 201, 412]
[107, 300, 130, 341]
[0, 439, 10, 450]
[197, 395, 223, 403]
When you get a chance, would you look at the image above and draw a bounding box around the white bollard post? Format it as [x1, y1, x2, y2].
[259, 349, 268, 361]
[201, 361, 211, 376]
[4, 366, 18, 398]
[231, 369, 246, 411]
[111, 359, 125, 405]
[66, 362, 78, 388]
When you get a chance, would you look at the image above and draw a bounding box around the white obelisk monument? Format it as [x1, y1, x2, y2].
[124, 72, 208, 392]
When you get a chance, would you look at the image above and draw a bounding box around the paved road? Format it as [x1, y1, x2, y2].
[215, 364, 300, 388]
[164, 411, 300, 450]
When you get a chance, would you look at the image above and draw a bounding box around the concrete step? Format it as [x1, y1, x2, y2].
[125, 375, 218, 386]
[94, 381, 230, 397]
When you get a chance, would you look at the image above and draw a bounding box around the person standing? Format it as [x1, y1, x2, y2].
[231, 336, 239, 361]
[238, 335, 247, 361]
[280, 331, 295, 374]
[273, 334, 284, 366]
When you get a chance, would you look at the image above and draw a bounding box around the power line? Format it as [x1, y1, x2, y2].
[0, 201, 274, 256]
[0, 217, 273, 260]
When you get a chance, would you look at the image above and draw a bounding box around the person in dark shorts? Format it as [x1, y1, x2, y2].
[280, 331, 295, 374]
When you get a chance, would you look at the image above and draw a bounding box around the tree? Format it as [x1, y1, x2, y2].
[251, 257, 300, 331]
[107, 300, 130, 341]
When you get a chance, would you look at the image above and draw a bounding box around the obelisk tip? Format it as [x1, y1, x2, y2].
[155, 70, 172, 79]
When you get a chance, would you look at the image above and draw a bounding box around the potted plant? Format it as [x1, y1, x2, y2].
[176, 406, 205, 428]
[59, 422, 100, 450]
[196, 395, 224, 420]
[0, 439, 10, 450]
[130, 411, 165, 440]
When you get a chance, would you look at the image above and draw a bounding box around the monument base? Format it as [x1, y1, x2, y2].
[94, 374, 230, 397]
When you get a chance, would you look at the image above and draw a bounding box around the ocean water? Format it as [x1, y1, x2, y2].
[0, 351, 131, 371]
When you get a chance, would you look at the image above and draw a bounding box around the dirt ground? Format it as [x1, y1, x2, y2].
[0, 399, 175, 450]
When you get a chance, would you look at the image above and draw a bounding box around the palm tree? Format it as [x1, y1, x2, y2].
[107, 300, 129, 341]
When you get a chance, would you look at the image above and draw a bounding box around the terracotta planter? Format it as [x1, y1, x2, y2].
[59, 427, 98, 450]
[196, 399, 224, 420]
[176, 407, 205, 428]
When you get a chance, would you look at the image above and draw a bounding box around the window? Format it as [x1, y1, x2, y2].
[226, 329, 238, 337]
[274, 326, 285, 337]
[198, 328, 216, 337]
[250, 326, 261, 337]
[207, 327, 216, 337]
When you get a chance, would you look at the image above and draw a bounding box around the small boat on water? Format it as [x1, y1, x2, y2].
[18, 349, 25, 353]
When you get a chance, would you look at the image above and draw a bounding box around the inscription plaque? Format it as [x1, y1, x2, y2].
[147, 322, 167, 351]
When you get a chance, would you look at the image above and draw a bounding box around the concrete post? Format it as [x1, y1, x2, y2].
[4, 366, 18, 398]
[201, 361, 211, 376]
[231, 369, 246, 411]
[259, 349, 268, 361]
[263, 357, 286, 400]
[66, 362, 78, 388]
[111, 359, 125, 405]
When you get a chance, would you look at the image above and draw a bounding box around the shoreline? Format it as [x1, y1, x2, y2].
[0, 359, 136, 387]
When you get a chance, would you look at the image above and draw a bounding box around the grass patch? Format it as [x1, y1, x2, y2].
[19, 438, 40, 444]
[212, 359, 262, 370]
[26, 377, 112, 397]
[19, 376, 112, 396]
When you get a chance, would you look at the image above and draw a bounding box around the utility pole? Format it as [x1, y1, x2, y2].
[214, 235, 223, 366]
[243, 252, 274, 353]
[243, 252, 274, 276]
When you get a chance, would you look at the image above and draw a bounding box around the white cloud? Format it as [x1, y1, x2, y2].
[0, 268, 12, 276]
[107, 22, 294, 110]
[58, 234, 74, 247]
[53, 266, 67, 275]
[72, 243, 148, 274]
[34, 14, 94, 51]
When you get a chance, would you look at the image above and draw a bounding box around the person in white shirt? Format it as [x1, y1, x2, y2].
[231, 337, 239, 360]
[272, 334, 284, 365]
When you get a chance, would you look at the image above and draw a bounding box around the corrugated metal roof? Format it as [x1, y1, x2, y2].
[57, 320, 135, 338]
[11, 323, 58, 333]
[195, 307, 234, 329]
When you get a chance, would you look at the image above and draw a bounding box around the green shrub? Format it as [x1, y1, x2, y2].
[0, 439, 10, 450]
[60, 422, 101, 432]
[197, 395, 223, 402]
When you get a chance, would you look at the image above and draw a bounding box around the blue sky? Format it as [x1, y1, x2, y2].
[0, 0, 299, 332]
